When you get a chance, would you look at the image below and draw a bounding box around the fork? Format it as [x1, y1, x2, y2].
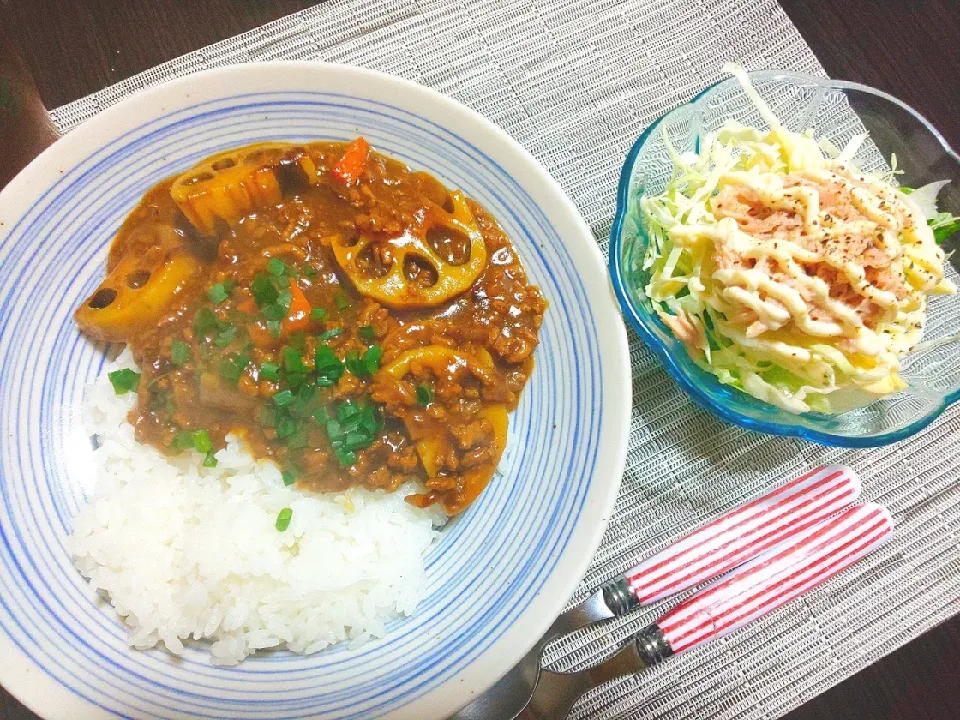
[452, 464, 861, 720]
[515, 502, 893, 719]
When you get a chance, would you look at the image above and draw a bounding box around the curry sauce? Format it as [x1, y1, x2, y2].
[75, 140, 546, 514]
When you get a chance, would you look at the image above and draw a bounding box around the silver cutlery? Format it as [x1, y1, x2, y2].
[452, 465, 861, 719]
[514, 502, 892, 719]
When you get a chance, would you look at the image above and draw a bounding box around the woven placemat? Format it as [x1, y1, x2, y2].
[50, 1, 960, 718]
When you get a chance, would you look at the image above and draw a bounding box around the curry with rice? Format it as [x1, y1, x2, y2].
[75, 138, 547, 514]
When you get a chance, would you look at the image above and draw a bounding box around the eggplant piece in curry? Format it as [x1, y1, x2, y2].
[75, 139, 547, 514]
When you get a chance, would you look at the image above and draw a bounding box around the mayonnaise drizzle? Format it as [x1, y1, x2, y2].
[639, 65, 956, 412]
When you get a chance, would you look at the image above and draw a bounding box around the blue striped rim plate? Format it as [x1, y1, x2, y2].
[0, 62, 630, 719]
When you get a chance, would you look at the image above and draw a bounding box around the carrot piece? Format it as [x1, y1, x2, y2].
[281, 277, 311, 335]
[332, 137, 371, 187]
[246, 279, 311, 349]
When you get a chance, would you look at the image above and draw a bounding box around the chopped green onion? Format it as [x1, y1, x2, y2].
[276, 415, 298, 438]
[337, 399, 360, 422]
[170, 339, 191, 366]
[335, 448, 358, 466]
[218, 353, 250, 384]
[281, 470, 296, 486]
[296, 382, 317, 404]
[260, 361, 281, 382]
[345, 345, 383, 378]
[343, 431, 369, 452]
[273, 389, 295, 406]
[326, 419, 343, 438]
[289, 330, 307, 353]
[170, 431, 196, 451]
[281, 346, 305, 373]
[193, 307, 221, 336]
[416, 383, 433, 406]
[267, 257, 288, 277]
[206, 282, 231, 304]
[275, 507, 293, 532]
[267, 319, 282, 337]
[344, 349, 363, 377]
[262, 302, 287, 321]
[315, 345, 341, 369]
[277, 288, 293, 311]
[192, 429, 213, 454]
[213, 324, 238, 348]
[364, 345, 383, 373]
[170, 429, 214, 457]
[251, 273, 280, 307]
[203, 452, 218, 468]
[323, 399, 381, 463]
[315, 345, 344, 386]
[360, 405, 380, 434]
[317, 327, 342, 341]
[310, 307, 329, 322]
[108, 368, 141, 395]
[303, 266, 318, 278]
[358, 325, 376, 343]
[334, 292, 351, 311]
[217, 358, 238, 383]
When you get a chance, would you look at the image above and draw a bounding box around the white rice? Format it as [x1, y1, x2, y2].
[67, 349, 446, 665]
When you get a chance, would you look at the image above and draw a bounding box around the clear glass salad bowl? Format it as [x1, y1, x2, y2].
[610, 70, 960, 447]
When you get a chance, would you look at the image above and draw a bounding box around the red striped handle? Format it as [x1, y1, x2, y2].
[656, 503, 893, 653]
[627, 465, 861, 604]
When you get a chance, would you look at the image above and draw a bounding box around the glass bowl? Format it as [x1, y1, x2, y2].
[610, 70, 960, 448]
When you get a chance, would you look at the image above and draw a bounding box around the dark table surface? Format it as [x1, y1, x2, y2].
[2, 1, 960, 718]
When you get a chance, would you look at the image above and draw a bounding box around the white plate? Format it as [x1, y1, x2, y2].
[0, 62, 630, 719]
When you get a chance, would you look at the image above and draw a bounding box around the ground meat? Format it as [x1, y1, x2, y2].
[88, 140, 544, 516]
[451, 418, 493, 450]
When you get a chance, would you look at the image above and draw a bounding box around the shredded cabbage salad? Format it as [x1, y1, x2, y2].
[640, 63, 957, 413]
